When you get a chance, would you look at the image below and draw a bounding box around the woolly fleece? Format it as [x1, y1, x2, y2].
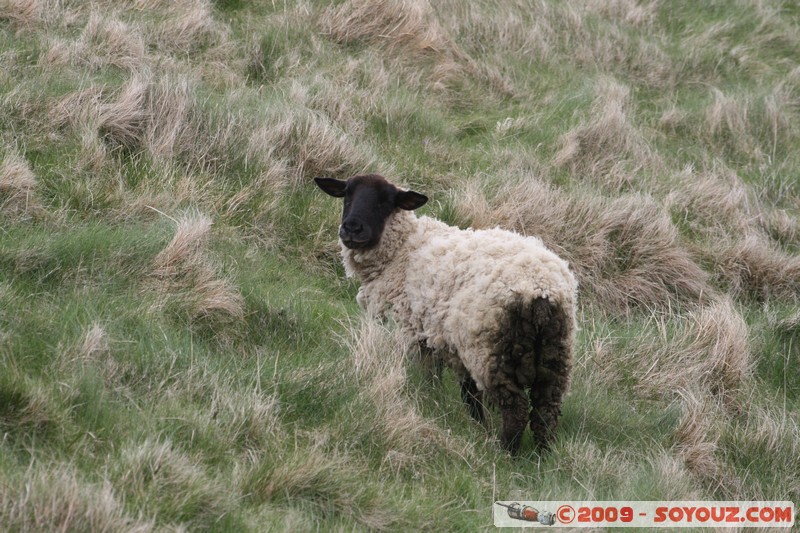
[342, 209, 578, 393]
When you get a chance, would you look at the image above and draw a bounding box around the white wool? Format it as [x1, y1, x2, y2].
[342, 210, 578, 391]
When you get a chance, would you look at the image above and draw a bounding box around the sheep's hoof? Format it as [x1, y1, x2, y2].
[500, 430, 523, 456]
[500, 412, 526, 454]
[533, 435, 551, 453]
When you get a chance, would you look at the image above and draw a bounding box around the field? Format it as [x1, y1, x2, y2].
[1, 0, 799, 530]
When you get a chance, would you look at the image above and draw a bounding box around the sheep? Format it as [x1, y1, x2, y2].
[315, 173, 578, 454]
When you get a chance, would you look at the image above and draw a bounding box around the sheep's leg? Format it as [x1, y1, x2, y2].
[529, 342, 570, 450]
[495, 385, 529, 455]
[417, 341, 443, 381]
[432, 355, 444, 380]
[460, 376, 484, 423]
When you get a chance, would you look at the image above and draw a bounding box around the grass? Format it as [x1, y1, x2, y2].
[1, 0, 799, 530]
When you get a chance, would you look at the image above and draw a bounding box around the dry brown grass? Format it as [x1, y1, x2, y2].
[670, 391, 800, 500]
[345, 317, 475, 474]
[323, 0, 513, 95]
[437, 0, 674, 89]
[664, 164, 799, 301]
[0, 467, 154, 533]
[49, 84, 102, 129]
[684, 299, 752, 403]
[49, 68, 376, 201]
[596, 297, 753, 411]
[557, 437, 633, 499]
[665, 165, 756, 235]
[50, 71, 230, 176]
[284, 108, 379, 179]
[727, 403, 800, 499]
[763, 81, 800, 161]
[151, 212, 244, 328]
[583, 0, 659, 26]
[714, 232, 800, 301]
[241, 440, 396, 531]
[143, 75, 196, 164]
[672, 390, 740, 496]
[647, 451, 704, 501]
[111, 167, 215, 224]
[680, 4, 800, 86]
[554, 77, 658, 188]
[762, 207, 799, 248]
[66, 321, 111, 365]
[249, 104, 382, 182]
[92, 72, 201, 164]
[0, 0, 39, 27]
[80, 322, 110, 360]
[42, 11, 146, 72]
[0, 148, 40, 218]
[153, 213, 215, 276]
[434, 0, 553, 62]
[35, 0, 239, 85]
[114, 438, 231, 528]
[455, 175, 711, 313]
[50, 75, 153, 155]
[324, 0, 454, 58]
[212, 387, 281, 452]
[701, 81, 800, 167]
[98, 74, 151, 151]
[222, 158, 289, 222]
[136, 0, 230, 57]
[705, 88, 763, 160]
[291, 72, 373, 137]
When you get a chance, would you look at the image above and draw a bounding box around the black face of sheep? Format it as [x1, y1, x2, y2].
[315, 174, 428, 249]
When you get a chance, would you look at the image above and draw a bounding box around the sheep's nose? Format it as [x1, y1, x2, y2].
[340, 220, 363, 236]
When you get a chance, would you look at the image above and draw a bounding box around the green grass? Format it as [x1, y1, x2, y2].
[1, 0, 799, 531]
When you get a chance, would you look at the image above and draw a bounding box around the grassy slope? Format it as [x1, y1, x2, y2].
[1, 0, 799, 530]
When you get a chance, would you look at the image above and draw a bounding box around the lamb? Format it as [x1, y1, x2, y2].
[315, 173, 578, 454]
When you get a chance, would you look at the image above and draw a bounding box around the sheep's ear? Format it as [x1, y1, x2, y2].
[314, 177, 347, 198]
[396, 190, 428, 210]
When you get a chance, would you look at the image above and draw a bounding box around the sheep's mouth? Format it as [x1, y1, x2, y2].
[341, 238, 372, 250]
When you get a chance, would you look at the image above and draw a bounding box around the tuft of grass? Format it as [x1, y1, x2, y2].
[42, 10, 147, 73]
[672, 390, 739, 496]
[617, 298, 753, 409]
[0, 467, 154, 533]
[112, 438, 233, 529]
[0, 148, 40, 219]
[714, 233, 800, 301]
[554, 76, 658, 189]
[150, 211, 244, 337]
[241, 442, 395, 531]
[0, 0, 39, 28]
[323, 0, 455, 58]
[344, 318, 471, 473]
